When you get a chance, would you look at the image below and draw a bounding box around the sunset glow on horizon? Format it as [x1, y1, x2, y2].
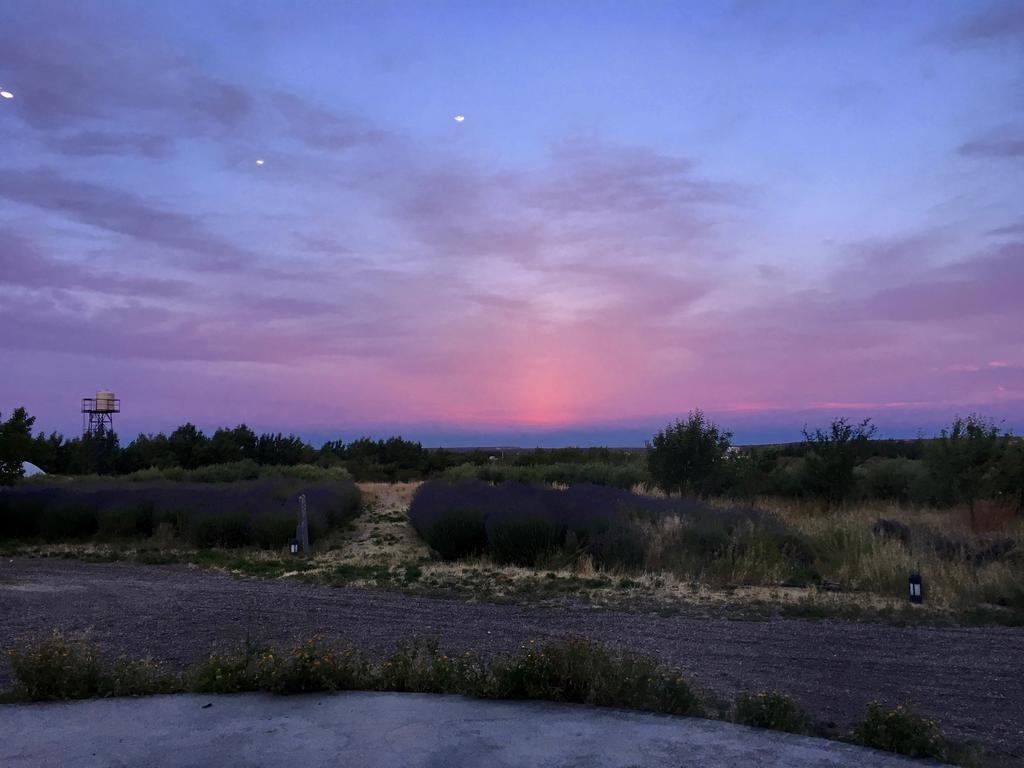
[1, 1, 1022, 446]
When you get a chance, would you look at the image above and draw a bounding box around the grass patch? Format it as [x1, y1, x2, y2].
[5, 633, 701, 718]
[853, 701, 948, 760]
[733, 690, 807, 734]
[5, 631, 180, 701]
[488, 637, 703, 715]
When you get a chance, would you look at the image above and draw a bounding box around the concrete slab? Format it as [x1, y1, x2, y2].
[0, 692, 939, 768]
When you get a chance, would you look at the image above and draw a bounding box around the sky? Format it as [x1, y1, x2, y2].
[1, 0, 1022, 447]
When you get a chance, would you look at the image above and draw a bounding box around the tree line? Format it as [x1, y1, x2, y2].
[647, 411, 1024, 518]
[0, 408, 482, 483]
[2, 406, 1022, 515]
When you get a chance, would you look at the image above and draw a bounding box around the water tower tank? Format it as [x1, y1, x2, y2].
[95, 390, 116, 413]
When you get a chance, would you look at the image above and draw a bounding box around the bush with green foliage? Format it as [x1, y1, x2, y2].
[993, 440, 1024, 512]
[0, 408, 35, 486]
[801, 418, 877, 506]
[6, 631, 178, 701]
[855, 458, 930, 505]
[255, 637, 371, 694]
[444, 461, 648, 490]
[733, 690, 806, 733]
[488, 637, 703, 715]
[927, 415, 1008, 527]
[647, 411, 732, 497]
[853, 701, 947, 760]
[190, 651, 258, 694]
[377, 637, 485, 695]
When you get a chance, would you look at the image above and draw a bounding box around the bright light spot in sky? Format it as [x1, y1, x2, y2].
[453, 114, 465, 122]
[255, 159, 264, 165]
[0, 90, 13, 99]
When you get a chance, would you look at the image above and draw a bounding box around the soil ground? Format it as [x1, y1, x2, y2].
[0, 556, 1021, 763]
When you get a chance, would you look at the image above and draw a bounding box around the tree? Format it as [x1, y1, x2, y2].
[647, 410, 732, 497]
[255, 432, 315, 466]
[200, 424, 258, 465]
[119, 432, 176, 473]
[0, 407, 36, 485]
[168, 423, 209, 469]
[926, 414, 1005, 528]
[719, 447, 778, 500]
[801, 417, 877, 506]
[77, 423, 121, 475]
[27, 430, 70, 474]
[993, 440, 1024, 513]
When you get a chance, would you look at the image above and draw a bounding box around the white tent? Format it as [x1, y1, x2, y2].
[21, 461, 46, 477]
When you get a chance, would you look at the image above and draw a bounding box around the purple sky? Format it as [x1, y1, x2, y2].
[1, 1, 1022, 446]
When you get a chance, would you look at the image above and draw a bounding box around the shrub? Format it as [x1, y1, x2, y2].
[97, 501, 155, 539]
[6, 632, 103, 700]
[489, 517, 563, 567]
[443, 462, 648, 490]
[38, 500, 98, 541]
[6, 631, 178, 701]
[378, 637, 486, 695]
[188, 510, 252, 548]
[733, 690, 806, 733]
[801, 417, 877, 506]
[186, 460, 262, 483]
[853, 701, 947, 760]
[0, 492, 46, 539]
[254, 638, 371, 694]
[98, 658, 179, 697]
[123, 461, 353, 484]
[0, 479, 360, 549]
[251, 510, 296, 549]
[262, 464, 353, 482]
[191, 649, 258, 694]
[647, 411, 732, 497]
[489, 636, 703, 716]
[857, 458, 929, 504]
[408, 480, 810, 581]
[587, 524, 646, 570]
[425, 509, 489, 560]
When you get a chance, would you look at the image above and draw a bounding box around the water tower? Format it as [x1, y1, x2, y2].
[81, 389, 120, 435]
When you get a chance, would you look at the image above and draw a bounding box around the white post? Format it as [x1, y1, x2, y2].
[298, 494, 310, 553]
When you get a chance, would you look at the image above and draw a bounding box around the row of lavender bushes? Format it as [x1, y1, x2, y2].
[0, 480, 361, 548]
[407, 481, 816, 583]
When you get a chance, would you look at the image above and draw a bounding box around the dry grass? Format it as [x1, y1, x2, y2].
[759, 497, 1023, 613]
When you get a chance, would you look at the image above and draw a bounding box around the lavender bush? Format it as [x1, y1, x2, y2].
[0, 479, 360, 548]
[407, 481, 813, 581]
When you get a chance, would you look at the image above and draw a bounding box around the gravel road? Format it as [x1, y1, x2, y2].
[1, 558, 1021, 762]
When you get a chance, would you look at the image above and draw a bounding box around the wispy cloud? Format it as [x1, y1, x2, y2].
[0, 168, 255, 271]
[958, 133, 1024, 158]
[47, 130, 175, 159]
[949, 1, 1024, 46]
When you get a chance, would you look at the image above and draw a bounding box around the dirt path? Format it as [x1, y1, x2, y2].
[0, 558, 1021, 762]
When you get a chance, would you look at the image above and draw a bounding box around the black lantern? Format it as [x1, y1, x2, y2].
[909, 572, 923, 604]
